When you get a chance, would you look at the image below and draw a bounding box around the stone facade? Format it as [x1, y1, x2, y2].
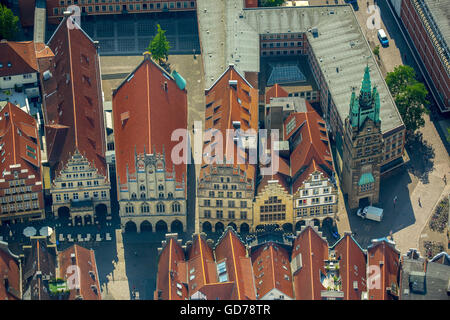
[119, 151, 186, 233]
[293, 169, 337, 228]
[198, 165, 253, 234]
[51, 150, 111, 226]
[253, 180, 293, 232]
[341, 66, 383, 210]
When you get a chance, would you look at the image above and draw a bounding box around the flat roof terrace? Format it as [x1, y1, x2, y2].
[197, 0, 404, 134]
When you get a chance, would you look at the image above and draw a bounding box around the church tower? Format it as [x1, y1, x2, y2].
[341, 65, 383, 210]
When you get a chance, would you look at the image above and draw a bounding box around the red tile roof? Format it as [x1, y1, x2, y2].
[0, 41, 38, 77]
[214, 228, 257, 300]
[0, 102, 42, 181]
[251, 242, 294, 299]
[187, 234, 217, 294]
[291, 226, 329, 300]
[155, 237, 188, 300]
[112, 55, 188, 191]
[265, 84, 289, 104]
[200, 65, 258, 183]
[58, 245, 101, 300]
[284, 108, 333, 192]
[42, 17, 107, 179]
[367, 239, 400, 300]
[0, 243, 21, 300]
[332, 233, 367, 300]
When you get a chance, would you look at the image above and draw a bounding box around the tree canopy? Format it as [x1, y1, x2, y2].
[0, 4, 19, 41]
[147, 24, 170, 65]
[386, 65, 429, 134]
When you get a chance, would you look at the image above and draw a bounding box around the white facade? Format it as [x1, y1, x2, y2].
[0, 73, 38, 90]
[119, 152, 186, 233]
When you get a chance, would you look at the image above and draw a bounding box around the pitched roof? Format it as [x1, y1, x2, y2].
[200, 65, 258, 183]
[187, 234, 217, 294]
[0, 102, 42, 178]
[155, 237, 188, 300]
[214, 227, 257, 300]
[0, 241, 21, 300]
[58, 245, 101, 300]
[112, 55, 188, 188]
[0, 41, 38, 77]
[291, 225, 329, 300]
[265, 84, 288, 104]
[367, 238, 400, 300]
[331, 233, 367, 300]
[42, 17, 107, 179]
[285, 108, 333, 192]
[22, 237, 57, 300]
[251, 242, 294, 299]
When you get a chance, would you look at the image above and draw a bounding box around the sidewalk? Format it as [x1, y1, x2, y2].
[101, 230, 130, 300]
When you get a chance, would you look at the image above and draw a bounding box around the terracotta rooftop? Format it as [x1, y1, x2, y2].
[0, 102, 42, 179]
[331, 233, 367, 300]
[58, 245, 101, 300]
[0, 241, 21, 300]
[251, 242, 294, 299]
[112, 55, 188, 189]
[291, 225, 329, 300]
[155, 237, 188, 300]
[42, 16, 107, 179]
[265, 84, 289, 105]
[200, 65, 258, 183]
[0, 41, 38, 77]
[367, 238, 400, 300]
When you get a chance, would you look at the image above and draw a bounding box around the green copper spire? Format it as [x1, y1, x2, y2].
[373, 86, 381, 123]
[361, 64, 372, 94]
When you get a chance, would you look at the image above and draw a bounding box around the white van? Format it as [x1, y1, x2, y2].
[377, 29, 389, 47]
[357, 206, 384, 222]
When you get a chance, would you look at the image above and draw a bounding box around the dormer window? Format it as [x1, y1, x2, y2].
[7, 62, 11, 67]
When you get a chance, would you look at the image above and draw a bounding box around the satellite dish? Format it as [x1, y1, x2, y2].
[23, 226, 37, 237]
[39, 226, 53, 237]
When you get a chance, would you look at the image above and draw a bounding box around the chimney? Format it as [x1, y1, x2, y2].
[229, 80, 238, 89]
[63, 10, 73, 17]
[71, 253, 76, 265]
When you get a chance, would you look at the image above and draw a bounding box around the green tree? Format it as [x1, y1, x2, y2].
[259, 0, 284, 7]
[0, 4, 19, 41]
[373, 45, 380, 59]
[147, 24, 170, 65]
[386, 65, 429, 134]
[386, 65, 417, 96]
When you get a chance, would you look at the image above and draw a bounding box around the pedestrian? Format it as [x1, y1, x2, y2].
[444, 174, 447, 185]
[418, 197, 422, 207]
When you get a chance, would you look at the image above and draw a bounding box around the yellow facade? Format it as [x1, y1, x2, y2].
[253, 180, 293, 232]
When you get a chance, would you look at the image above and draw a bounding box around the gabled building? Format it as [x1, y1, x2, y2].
[112, 53, 188, 234]
[341, 66, 383, 209]
[155, 223, 403, 300]
[0, 102, 45, 226]
[21, 236, 101, 300]
[367, 238, 401, 300]
[0, 241, 22, 300]
[253, 88, 337, 233]
[197, 65, 258, 234]
[155, 228, 257, 300]
[0, 41, 39, 92]
[40, 14, 110, 227]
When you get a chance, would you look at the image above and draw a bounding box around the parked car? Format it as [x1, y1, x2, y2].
[357, 206, 384, 222]
[377, 29, 389, 47]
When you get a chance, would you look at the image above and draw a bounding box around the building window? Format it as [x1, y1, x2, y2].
[73, 193, 79, 200]
[216, 210, 223, 219]
[141, 204, 150, 213]
[56, 194, 61, 202]
[140, 193, 146, 199]
[131, 193, 137, 199]
[125, 204, 134, 213]
[204, 210, 211, 218]
[228, 211, 235, 219]
[240, 201, 247, 208]
[140, 185, 145, 191]
[172, 202, 181, 213]
[84, 192, 89, 199]
[216, 200, 223, 207]
[101, 191, 107, 199]
[158, 185, 164, 191]
[157, 202, 165, 213]
[64, 194, 69, 201]
[240, 211, 247, 220]
[204, 199, 210, 206]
